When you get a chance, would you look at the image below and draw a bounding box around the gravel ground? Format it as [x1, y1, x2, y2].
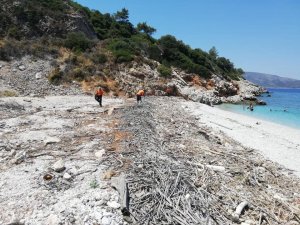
[0, 96, 126, 225]
[0, 56, 83, 97]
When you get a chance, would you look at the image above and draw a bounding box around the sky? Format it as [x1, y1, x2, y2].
[75, 0, 300, 79]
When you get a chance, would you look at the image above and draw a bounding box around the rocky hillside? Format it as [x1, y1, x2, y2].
[0, 0, 264, 105]
[0, 55, 264, 106]
[0, 0, 96, 39]
[244, 72, 300, 88]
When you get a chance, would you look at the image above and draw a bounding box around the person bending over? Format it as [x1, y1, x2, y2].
[95, 87, 104, 107]
[136, 89, 145, 104]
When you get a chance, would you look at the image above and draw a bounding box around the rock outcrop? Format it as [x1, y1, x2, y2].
[1, 54, 264, 106]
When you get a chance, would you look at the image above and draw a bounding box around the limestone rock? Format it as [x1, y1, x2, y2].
[18, 65, 26, 71]
[52, 159, 65, 172]
[35, 72, 42, 79]
[95, 149, 106, 159]
[46, 214, 61, 225]
[107, 201, 121, 209]
[63, 173, 72, 180]
[101, 216, 112, 225]
[44, 137, 61, 145]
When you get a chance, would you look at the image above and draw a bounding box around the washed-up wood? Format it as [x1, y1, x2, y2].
[232, 201, 249, 222]
[101, 97, 300, 225]
[111, 173, 130, 216]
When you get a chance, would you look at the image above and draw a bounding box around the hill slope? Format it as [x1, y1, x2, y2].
[0, 0, 97, 39]
[244, 72, 300, 88]
[0, 0, 263, 105]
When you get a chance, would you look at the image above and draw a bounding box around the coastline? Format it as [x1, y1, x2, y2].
[182, 101, 300, 177]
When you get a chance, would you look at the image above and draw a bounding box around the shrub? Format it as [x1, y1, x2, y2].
[0, 90, 18, 97]
[0, 41, 21, 61]
[71, 67, 86, 81]
[64, 32, 93, 52]
[93, 53, 107, 64]
[7, 27, 22, 40]
[48, 67, 64, 85]
[198, 66, 211, 79]
[108, 38, 136, 63]
[148, 44, 162, 62]
[90, 179, 99, 189]
[83, 64, 96, 74]
[158, 64, 172, 77]
[114, 49, 134, 63]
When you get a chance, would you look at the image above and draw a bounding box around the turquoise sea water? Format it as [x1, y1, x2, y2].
[218, 88, 300, 129]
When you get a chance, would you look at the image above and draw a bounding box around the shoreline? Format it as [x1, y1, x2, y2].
[218, 103, 300, 130]
[182, 100, 300, 177]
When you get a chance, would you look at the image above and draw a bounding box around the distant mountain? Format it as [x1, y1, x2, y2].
[244, 72, 300, 88]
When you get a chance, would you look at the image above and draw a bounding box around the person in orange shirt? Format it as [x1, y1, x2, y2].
[95, 87, 104, 107]
[136, 89, 145, 103]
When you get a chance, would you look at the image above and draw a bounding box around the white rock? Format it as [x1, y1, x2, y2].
[185, 194, 190, 200]
[93, 211, 102, 220]
[52, 159, 65, 172]
[102, 212, 114, 217]
[69, 167, 78, 175]
[83, 215, 89, 222]
[244, 220, 255, 225]
[101, 216, 112, 225]
[95, 149, 106, 159]
[63, 173, 72, 180]
[18, 65, 26, 71]
[241, 222, 253, 225]
[107, 201, 121, 209]
[35, 72, 42, 79]
[54, 202, 66, 213]
[46, 214, 60, 225]
[44, 137, 61, 145]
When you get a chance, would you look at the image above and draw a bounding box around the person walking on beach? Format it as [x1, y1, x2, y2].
[136, 89, 145, 104]
[95, 87, 104, 107]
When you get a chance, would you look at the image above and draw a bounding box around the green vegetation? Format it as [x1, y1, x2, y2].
[137, 22, 156, 36]
[0, 0, 244, 82]
[0, 90, 18, 97]
[108, 38, 136, 63]
[158, 64, 172, 77]
[92, 53, 107, 64]
[48, 67, 64, 85]
[0, 39, 59, 61]
[64, 32, 93, 52]
[89, 179, 99, 189]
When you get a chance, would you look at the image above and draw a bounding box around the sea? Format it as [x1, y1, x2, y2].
[218, 88, 300, 129]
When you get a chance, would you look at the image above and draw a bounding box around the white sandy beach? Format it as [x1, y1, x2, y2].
[182, 101, 300, 177]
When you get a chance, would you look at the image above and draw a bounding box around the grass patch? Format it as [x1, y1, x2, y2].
[0, 90, 18, 97]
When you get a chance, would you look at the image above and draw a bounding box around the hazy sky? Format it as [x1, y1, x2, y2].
[75, 0, 300, 79]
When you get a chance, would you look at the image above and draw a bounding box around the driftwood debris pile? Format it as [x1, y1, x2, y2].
[104, 97, 300, 225]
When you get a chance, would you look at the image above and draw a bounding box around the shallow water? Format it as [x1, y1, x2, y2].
[218, 88, 300, 129]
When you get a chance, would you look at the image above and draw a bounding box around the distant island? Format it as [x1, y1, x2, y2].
[244, 72, 300, 88]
